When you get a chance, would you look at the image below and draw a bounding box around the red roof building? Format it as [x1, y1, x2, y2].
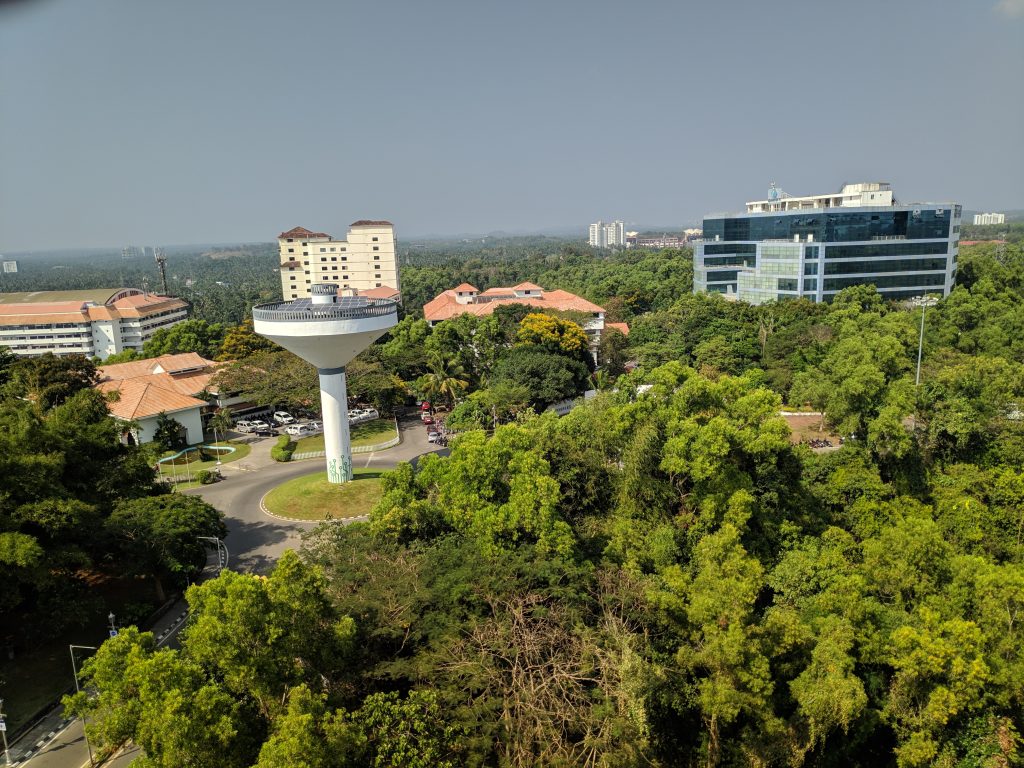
[423, 283, 627, 362]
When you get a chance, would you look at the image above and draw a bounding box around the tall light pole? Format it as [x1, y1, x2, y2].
[108, 612, 117, 637]
[915, 295, 939, 387]
[70, 645, 99, 766]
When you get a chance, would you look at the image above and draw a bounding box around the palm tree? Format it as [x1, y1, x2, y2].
[208, 408, 234, 443]
[418, 353, 469, 407]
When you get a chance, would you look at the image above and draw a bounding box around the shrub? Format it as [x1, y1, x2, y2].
[271, 435, 296, 462]
[196, 469, 215, 484]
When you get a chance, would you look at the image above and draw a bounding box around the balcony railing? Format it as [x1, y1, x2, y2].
[252, 298, 399, 323]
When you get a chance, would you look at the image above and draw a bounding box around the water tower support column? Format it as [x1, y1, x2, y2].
[318, 366, 352, 483]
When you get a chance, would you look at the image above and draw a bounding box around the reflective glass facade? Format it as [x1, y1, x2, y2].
[693, 203, 959, 305]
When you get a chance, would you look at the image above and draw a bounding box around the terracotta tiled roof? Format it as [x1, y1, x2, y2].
[454, 283, 479, 293]
[278, 226, 330, 239]
[350, 220, 393, 227]
[0, 292, 185, 326]
[513, 282, 543, 291]
[359, 286, 401, 300]
[98, 353, 216, 383]
[606, 322, 630, 336]
[96, 352, 223, 420]
[423, 285, 606, 323]
[99, 378, 206, 421]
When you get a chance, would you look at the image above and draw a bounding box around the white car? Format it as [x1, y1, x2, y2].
[286, 423, 317, 437]
[235, 420, 255, 433]
[273, 411, 295, 425]
[248, 420, 273, 434]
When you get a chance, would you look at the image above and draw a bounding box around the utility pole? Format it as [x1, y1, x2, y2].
[154, 248, 169, 295]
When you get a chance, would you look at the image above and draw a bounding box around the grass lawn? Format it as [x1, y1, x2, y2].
[157, 440, 251, 477]
[294, 418, 398, 454]
[263, 469, 383, 521]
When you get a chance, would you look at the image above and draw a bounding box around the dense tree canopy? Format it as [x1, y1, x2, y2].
[19, 239, 1024, 765]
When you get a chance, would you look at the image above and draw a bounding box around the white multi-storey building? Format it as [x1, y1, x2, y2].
[588, 220, 625, 248]
[278, 221, 400, 301]
[2, 261, 17, 274]
[0, 288, 189, 359]
[973, 212, 1006, 225]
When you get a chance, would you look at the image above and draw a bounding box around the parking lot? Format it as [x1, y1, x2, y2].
[232, 407, 381, 439]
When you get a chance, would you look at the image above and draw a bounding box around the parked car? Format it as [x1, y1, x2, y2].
[306, 421, 323, 431]
[235, 420, 255, 433]
[421, 414, 434, 425]
[427, 431, 439, 443]
[248, 420, 273, 435]
[420, 401, 432, 412]
[286, 423, 317, 437]
[273, 411, 295, 425]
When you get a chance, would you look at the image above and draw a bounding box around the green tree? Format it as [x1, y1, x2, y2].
[490, 346, 590, 409]
[142, 318, 226, 359]
[415, 352, 468, 407]
[7, 352, 99, 409]
[107, 494, 226, 602]
[216, 318, 280, 361]
[212, 350, 319, 412]
[152, 411, 186, 450]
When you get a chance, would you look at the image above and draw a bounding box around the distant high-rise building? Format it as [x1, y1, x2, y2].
[277, 221, 400, 301]
[694, 182, 961, 305]
[2, 260, 17, 274]
[973, 212, 1005, 225]
[588, 220, 625, 248]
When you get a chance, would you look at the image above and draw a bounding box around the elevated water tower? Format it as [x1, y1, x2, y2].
[252, 283, 399, 483]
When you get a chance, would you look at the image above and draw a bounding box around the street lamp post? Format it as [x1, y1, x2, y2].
[70, 645, 99, 766]
[108, 613, 117, 637]
[913, 296, 939, 430]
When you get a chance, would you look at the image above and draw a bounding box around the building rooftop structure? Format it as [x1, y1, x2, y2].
[95, 352, 222, 421]
[423, 283, 607, 325]
[0, 288, 190, 359]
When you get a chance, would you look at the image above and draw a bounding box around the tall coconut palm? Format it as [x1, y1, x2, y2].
[418, 353, 469, 407]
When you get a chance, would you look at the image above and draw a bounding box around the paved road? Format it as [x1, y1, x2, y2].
[13, 416, 438, 767]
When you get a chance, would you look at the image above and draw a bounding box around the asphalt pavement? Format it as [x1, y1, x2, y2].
[11, 415, 440, 767]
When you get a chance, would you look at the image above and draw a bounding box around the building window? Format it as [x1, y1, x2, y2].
[331, 257, 337, 261]
[372, 236, 379, 241]
[306, 280, 311, 284]
[340, 247, 346, 252]
[320, 248, 326, 252]
[291, 293, 298, 298]
[341, 257, 347, 261]
[332, 266, 338, 271]
[288, 248, 295, 253]
[372, 246, 379, 251]
[303, 261, 309, 266]
[290, 275, 297, 280]
[376, 282, 382, 287]
[374, 255, 380, 260]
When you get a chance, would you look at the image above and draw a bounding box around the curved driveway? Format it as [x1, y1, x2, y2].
[184, 415, 442, 573]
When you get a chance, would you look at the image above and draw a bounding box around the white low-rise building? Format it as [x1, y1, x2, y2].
[95, 352, 244, 446]
[0, 288, 188, 359]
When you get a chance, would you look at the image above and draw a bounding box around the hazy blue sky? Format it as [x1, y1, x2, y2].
[1, 0, 1022, 252]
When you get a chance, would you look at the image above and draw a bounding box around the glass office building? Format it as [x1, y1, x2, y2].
[693, 184, 961, 304]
